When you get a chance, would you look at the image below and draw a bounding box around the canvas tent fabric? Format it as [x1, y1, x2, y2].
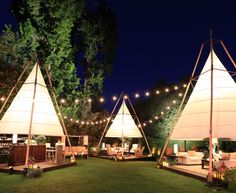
[105, 100, 142, 138]
[171, 51, 236, 140]
[0, 63, 64, 136]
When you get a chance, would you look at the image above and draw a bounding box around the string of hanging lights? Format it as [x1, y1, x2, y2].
[63, 95, 182, 128]
[58, 83, 187, 105]
[0, 81, 186, 127]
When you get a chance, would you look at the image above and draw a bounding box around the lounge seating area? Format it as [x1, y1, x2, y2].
[134, 147, 145, 157]
[214, 152, 236, 169]
[103, 143, 145, 158]
[64, 146, 88, 158]
[176, 151, 204, 165]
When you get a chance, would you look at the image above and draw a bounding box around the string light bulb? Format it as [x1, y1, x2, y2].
[75, 99, 79, 103]
[135, 93, 140, 98]
[99, 97, 104, 103]
[124, 95, 128, 99]
[112, 96, 117, 101]
[165, 88, 169, 92]
[60, 99, 65, 103]
[145, 92, 150, 96]
[0, 97, 5, 101]
[155, 90, 160, 95]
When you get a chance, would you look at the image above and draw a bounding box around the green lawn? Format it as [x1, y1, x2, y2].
[0, 158, 230, 193]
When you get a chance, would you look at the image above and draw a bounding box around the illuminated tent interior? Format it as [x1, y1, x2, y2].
[105, 100, 142, 138]
[170, 51, 236, 140]
[0, 63, 64, 136]
[98, 97, 152, 156]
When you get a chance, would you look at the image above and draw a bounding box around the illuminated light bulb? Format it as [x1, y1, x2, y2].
[149, 120, 153, 123]
[143, 123, 146, 126]
[145, 92, 150, 96]
[138, 124, 141, 128]
[91, 122, 94, 125]
[103, 120, 106, 122]
[173, 100, 176, 104]
[166, 106, 170, 110]
[95, 121, 98, 124]
[88, 98, 92, 103]
[75, 99, 79, 103]
[174, 86, 178, 90]
[86, 122, 89, 125]
[135, 93, 140, 98]
[161, 112, 164, 115]
[183, 84, 187, 88]
[76, 120, 79, 123]
[60, 99, 65, 103]
[154, 116, 159, 120]
[99, 97, 104, 103]
[64, 116, 67, 119]
[179, 93, 183, 97]
[100, 121, 102, 124]
[70, 118, 73, 122]
[112, 96, 117, 101]
[0, 97, 5, 101]
[165, 88, 169, 92]
[124, 95, 128, 99]
[156, 90, 160, 94]
[81, 121, 85, 124]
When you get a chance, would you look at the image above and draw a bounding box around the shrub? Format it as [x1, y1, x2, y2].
[27, 166, 43, 178]
[224, 168, 236, 191]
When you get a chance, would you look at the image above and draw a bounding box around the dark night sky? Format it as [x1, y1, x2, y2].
[104, 0, 236, 97]
[1, 0, 236, 105]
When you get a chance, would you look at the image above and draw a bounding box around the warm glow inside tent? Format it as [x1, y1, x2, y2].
[171, 50, 236, 140]
[0, 63, 64, 136]
[105, 100, 142, 138]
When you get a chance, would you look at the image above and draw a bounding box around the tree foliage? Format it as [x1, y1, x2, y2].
[0, 0, 117, 125]
[134, 80, 187, 149]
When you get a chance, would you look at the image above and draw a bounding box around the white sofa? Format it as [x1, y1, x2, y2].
[176, 151, 204, 165]
[214, 152, 236, 169]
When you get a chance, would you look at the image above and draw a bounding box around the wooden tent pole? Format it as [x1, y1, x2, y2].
[45, 67, 75, 160]
[0, 60, 32, 115]
[127, 97, 152, 155]
[25, 62, 39, 167]
[157, 43, 204, 166]
[122, 97, 125, 157]
[220, 40, 236, 68]
[97, 93, 123, 148]
[208, 30, 214, 183]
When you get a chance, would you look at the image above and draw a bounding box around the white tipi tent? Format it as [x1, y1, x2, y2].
[0, 63, 64, 136]
[158, 39, 236, 183]
[98, 96, 151, 157]
[105, 100, 142, 138]
[171, 51, 236, 140]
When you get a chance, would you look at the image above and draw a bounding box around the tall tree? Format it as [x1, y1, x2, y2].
[0, 0, 117, 123]
[73, 0, 117, 119]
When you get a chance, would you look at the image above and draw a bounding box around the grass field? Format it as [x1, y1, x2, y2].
[0, 158, 230, 193]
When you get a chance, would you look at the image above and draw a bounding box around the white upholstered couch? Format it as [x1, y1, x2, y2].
[214, 152, 236, 169]
[176, 151, 204, 165]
